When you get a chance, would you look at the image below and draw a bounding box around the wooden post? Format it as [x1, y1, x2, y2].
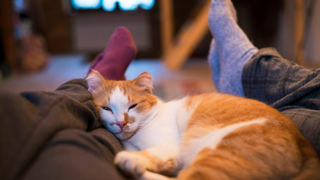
[294, 0, 305, 65]
[160, 0, 174, 56]
[163, 0, 210, 70]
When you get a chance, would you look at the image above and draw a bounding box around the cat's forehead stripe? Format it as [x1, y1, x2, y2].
[109, 86, 129, 105]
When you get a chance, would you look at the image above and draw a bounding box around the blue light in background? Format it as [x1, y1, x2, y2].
[102, 0, 115, 11]
[14, 0, 25, 12]
[72, 0, 101, 9]
[139, 0, 155, 10]
[118, 0, 139, 11]
[72, 0, 155, 11]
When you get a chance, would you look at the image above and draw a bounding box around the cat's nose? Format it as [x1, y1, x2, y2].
[116, 121, 126, 130]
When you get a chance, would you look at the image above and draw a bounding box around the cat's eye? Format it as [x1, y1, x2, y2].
[129, 104, 138, 110]
[102, 106, 113, 113]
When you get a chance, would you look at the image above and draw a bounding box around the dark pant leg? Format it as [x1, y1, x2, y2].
[242, 48, 320, 155]
[0, 79, 123, 180]
[22, 129, 125, 180]
[242, 48, 320, 109]
[281, 108, 320, 155]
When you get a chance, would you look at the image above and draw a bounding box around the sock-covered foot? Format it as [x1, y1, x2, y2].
[208, 0, 258, 96]
[88, 52, 105, 73]
[87, 26, 137, 80]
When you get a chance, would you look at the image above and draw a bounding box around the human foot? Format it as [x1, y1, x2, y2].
[87, 27, 137, 80]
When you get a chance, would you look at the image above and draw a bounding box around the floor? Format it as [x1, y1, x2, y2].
[0, 55, 216, 100]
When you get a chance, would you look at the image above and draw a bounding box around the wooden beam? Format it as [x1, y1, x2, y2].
[159, 0, 174, 55]
[294, 0, 305, 65]
[163, 0, 210, 70]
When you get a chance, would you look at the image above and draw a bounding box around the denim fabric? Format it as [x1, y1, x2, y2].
[242, 48, 320, 155]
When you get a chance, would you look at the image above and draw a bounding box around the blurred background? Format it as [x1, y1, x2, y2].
[0, 0, 319, 99]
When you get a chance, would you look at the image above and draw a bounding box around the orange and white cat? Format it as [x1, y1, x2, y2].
[87, 71, 320, 180]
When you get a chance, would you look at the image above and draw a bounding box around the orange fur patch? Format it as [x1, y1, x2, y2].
[179, 93, 320, 180]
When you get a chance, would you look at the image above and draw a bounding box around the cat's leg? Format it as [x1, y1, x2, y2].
[114, 146, 179, 177]
[139, 171, 175, 180]
[87, 26, 137, 80]
[208, 0, 258, 96]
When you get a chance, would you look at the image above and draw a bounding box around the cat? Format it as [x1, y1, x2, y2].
[86, 71, 320, 180]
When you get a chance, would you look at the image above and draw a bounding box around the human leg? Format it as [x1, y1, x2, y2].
[22, 129, 125, 180]
[208, 0, 258, 97]
[281, 108, 320, 156]
[242, 48, 320, 109]
[0, 79, 107, 180]
[242, 48, 320, 155]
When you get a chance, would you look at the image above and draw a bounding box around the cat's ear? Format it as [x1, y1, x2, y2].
[134, 72, 153, 93]
[86, 70, 106, 93]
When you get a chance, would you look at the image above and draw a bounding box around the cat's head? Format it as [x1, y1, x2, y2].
[86, 71, 158, 140]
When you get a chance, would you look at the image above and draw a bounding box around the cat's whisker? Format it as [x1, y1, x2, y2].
[127, 125, 136, 130]
[125, 123, 139, 132]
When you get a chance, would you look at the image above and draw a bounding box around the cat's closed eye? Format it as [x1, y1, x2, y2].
[102, 106, 113, 113]
[129, 104, 138, 110]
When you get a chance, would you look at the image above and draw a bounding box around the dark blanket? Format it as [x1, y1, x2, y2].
[0, 79, 125, 180]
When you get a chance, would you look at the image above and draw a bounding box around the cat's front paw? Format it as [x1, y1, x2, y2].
[114, 151, 151, 176]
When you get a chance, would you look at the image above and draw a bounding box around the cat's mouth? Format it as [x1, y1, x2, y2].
[112, 125, 129, 134]
[114, 130, 123, 134]
[114, 128, 129, 134]
[113, 127, 133, 136]
[115, 129, 130, 134]
[111, 124, 137, 139]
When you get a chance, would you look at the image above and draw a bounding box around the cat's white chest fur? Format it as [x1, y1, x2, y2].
[122, 97, 196, 162]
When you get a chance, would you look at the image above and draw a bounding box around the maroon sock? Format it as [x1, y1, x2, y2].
[87, 27, 137, 80]
[88, 53, 104, 72]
